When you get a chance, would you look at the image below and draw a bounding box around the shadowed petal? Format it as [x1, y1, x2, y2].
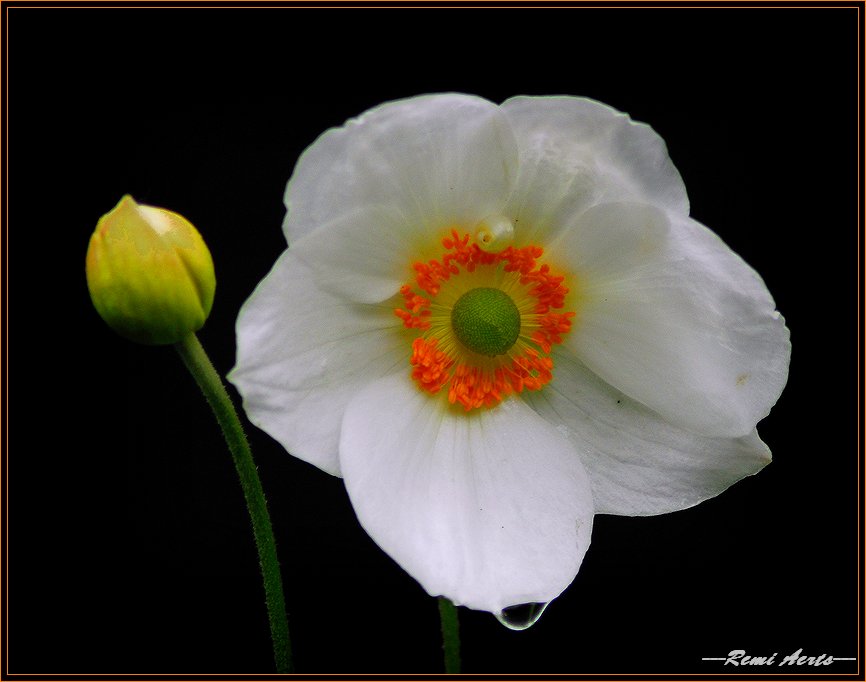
[230, 250, 407, 475]
[556, 201, 790, 438]
[501, 96, 689, 245]
[524, 349, 772, 516]
[284, 94, 519, 248]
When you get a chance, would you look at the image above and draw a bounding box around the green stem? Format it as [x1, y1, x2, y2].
[175, 332, 292, 673]
[438, 597, 461, 673]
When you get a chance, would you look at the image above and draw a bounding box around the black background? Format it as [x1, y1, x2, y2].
[5, 3, 861, 675]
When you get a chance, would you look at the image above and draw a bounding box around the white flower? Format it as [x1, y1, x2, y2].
[229, 94, 790, 624]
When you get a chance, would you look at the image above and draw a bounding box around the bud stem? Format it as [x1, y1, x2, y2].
[438, 597, 461, 673]
[174, 332, 292, 672]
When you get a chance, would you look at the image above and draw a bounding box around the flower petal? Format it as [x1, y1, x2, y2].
[557, 201, 790, 438]
[501, 96, 689, 245]
[339, 374, 595, 614]
[289, 203, 415, 304]
[283, 94, 519, 248]
[523, 349, 772, 516]
[229, 250, 407, 475]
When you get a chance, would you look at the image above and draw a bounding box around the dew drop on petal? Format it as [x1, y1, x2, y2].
[474, 214, 514, 252]
[495, 601, 549, 630]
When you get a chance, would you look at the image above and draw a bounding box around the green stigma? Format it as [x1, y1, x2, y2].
[451, 287, 521, 357]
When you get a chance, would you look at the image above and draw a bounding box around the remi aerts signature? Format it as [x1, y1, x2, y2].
[703, 649, 856, 667]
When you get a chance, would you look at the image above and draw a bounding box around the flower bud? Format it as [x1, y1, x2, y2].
[86, 195, 216, 345]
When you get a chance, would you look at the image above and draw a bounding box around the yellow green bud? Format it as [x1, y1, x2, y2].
[86, 195, 216, 345]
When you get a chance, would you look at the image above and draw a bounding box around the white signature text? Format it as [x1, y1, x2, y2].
[721, 649, 842, 666]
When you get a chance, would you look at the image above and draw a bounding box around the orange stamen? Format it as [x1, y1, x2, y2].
[395, 229, 576, 411]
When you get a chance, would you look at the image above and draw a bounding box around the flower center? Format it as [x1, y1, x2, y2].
[394, 227, 575, 411]
[451, 287, 521, 357]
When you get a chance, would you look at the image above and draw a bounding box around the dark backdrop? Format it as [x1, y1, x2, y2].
[5, 4, 861, 675]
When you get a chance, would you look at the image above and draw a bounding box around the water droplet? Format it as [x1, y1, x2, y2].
[474, 214, 514, 252]
[495, 601, 549, 630]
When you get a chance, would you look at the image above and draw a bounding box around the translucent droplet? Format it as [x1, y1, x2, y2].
[474, 214, 514, 252]
[495, 602, 549, 630]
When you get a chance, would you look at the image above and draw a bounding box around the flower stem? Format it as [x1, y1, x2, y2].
[175, 332, 292, 673]
[438, 597, 461, 673]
